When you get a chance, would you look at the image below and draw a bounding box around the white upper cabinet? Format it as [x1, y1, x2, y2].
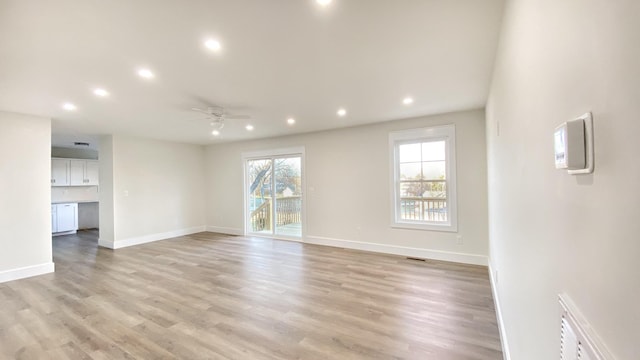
[70, 159, 100, 186]
[52, 158, 99, 186]
[69, 160, 85, 185]
[85, 160, 99, 185]
[51, 158, 70, 186]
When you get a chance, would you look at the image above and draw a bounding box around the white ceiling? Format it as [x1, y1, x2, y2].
[0, 0, 504, 146]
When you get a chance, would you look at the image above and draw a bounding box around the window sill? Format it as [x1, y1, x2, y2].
[391, 222, 457, 233]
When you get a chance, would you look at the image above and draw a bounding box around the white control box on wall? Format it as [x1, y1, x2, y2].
[554, 119, 585, 169]
[554, 112, 594, 175]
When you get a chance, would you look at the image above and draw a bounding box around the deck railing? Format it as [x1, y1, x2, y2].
[250, 196, 302, 231]
[400, 197, 447, 222]
[251, 200, 271, 232]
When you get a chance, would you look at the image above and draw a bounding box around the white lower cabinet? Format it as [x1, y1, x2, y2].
[51, 205, 58, 233]
[52, 203, 78, 234]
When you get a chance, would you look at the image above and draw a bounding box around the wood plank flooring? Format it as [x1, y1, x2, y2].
[0, 231, 502, 359]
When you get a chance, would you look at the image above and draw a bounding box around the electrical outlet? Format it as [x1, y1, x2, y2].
[123, 190, 129, 197]
[456, 235, 463, 245]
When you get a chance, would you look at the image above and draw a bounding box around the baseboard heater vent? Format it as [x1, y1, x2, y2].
[559, 294, 612, 360]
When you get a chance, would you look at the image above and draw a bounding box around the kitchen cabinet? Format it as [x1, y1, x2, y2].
[51, 205, 58, 233]
[52, 158, 99, 186]
[52, 203, 78, 234]
[51, 159, 70, 186]
[70, 160, 99, 186]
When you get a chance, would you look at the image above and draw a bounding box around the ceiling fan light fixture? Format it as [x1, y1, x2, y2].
[210, 120, 225, 130]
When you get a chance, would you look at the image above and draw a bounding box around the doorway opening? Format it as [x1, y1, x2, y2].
[244, 148, 304, 239]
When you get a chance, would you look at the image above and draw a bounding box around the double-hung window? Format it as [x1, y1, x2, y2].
[389, 124, 457, 232]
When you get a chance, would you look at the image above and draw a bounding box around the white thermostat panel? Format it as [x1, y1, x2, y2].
[554, 112, 594, 174]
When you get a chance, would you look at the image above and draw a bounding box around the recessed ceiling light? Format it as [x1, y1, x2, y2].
[138, 68, 154, 79]
[62, 102, 77, 111]
[93, 88, 109, 97]
[317, 0, 332, 6]
[287, 118, 296, 125]
[245, 124, 254, 131]
[337, 108, 347, 117]
[403, 97, 414, 105]
[204, 38, 222, 51]
[212, 130, 220, 136]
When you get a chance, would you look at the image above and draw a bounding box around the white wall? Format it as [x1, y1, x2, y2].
[206, 109, 489, 264]
[51, 187, 99, 204]
[99, 135, 206, 248]
[486, 0, 640, 358]
[98, 135, 115, 245]
[0, 111, 53, 281]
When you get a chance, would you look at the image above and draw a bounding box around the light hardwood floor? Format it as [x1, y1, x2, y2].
[0, 231, 502, 359]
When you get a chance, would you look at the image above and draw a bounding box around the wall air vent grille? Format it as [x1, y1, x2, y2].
[559, 294, 611, 360]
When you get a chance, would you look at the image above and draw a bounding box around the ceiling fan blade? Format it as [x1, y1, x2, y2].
[225, 114, 251, 120]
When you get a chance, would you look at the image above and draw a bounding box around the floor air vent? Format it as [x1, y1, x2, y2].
[559, 294, 612, 360]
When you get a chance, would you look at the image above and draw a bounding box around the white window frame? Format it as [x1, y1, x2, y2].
[242, 147, 306, 241]
[389, 125, 458, 232]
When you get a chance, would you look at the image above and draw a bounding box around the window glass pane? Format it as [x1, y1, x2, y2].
[399, 163, 421, 180]
[423, 181, 447, 198]
[421, 141, 445, 161]
[247, 159, 272, 233]
[400, 181, 425, 197]
[422, 161, 445, 180]
[274, 157, 302, 237]
[399, 143, 421, 163]
[390, 125, 456, 230]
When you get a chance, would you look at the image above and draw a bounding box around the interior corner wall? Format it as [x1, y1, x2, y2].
[0, 111, 53, 280]
[103, 135, 206, 247]
[205, 109, 489, 264]
[486, 0, 640, 358]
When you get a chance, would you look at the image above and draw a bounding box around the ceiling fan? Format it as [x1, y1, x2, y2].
[191, 106, 250, 134]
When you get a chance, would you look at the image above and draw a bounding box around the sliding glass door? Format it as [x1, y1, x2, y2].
[246, 153, 303, 238]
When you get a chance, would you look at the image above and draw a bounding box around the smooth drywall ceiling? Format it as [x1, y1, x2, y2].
[486, 0, 640, 358]
[205, 109, 489, 263]
[110, 135, 206, 243]
[0, 111, 52, 274]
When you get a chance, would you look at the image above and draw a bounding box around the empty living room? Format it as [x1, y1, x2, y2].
[0, 0, 638, 359]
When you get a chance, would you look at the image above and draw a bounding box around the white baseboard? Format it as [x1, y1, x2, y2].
[488, 261, 511, 360]
[0, 262, 55, 283]
[205, 226, 243, 236]
[305, 235, 488, 266]
[99, 226, 207, 249]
